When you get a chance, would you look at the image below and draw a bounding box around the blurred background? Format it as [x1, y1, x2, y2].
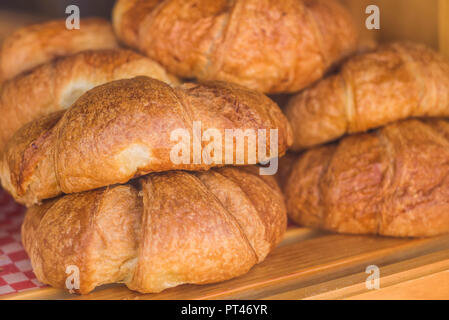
[0, 0, 447, 57]
[0, 0, 114, 40]
[0, 0, 114, 18]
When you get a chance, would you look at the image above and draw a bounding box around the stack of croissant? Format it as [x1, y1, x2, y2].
[0, 0, 448, 295]
[283, 41, 449, 238]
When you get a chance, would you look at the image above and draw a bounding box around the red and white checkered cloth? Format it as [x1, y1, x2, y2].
[0, 188, 46, 296]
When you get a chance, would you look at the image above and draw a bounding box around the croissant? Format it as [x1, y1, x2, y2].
[22, 166, 287, 294]
[0, 49, 178, 153]
[284, 118, 449, 237]
[0, 18, 118, 82]
[112, 0, 358, 94]
[1, 76, 292, 206]
[285, 42, 449, 150]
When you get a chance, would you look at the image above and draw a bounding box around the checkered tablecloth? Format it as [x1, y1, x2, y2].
[0, 188, 46, 296]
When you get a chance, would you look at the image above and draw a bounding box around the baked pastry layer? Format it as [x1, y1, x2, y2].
[113, 0, 358, 93]
[284, 118, 449, 237]
[285, 42, 449, 150]
[0, 18, 118, 82]
[22, 166, 287, 294]
[0, 49, 178, 152]
[1, 76, 292, 205]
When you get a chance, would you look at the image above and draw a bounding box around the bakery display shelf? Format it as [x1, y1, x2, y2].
[1, 1, 449, 301]
[3, 227, 449, 300]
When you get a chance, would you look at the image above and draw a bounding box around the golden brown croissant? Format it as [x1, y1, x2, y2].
[112, 0, 358, 94]
[0, 49, 178, 153]
[0, 18, 118, 82]
[285, 42, 449, 150]
[284, 118, 449, 237]
[22, 166, 287, 294]
[1, 76, 292, 206]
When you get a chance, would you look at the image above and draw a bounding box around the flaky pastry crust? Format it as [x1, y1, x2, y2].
[22, 166, 287, 294]
[112, 0, 358, 93]
[1, 76, 292, 205]
[285, 42, 449, 150]
[0, 18, 118, 82]
[0, 49, 178, 152]
[284, 118, 449, 237]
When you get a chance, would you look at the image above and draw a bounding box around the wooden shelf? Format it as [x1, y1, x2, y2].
[3, 227, 449, 300]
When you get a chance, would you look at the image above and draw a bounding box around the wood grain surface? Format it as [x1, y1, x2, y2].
[3, 227, 449, 300]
